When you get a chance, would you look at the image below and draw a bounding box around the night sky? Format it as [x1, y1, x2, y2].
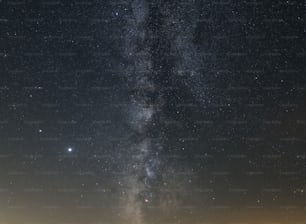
[0, 0, 306, 224]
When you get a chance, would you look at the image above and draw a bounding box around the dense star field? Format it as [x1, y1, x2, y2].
[0, 0, 306, 223]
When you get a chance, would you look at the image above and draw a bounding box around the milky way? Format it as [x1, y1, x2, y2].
[121, 0, 161, 223]
[119, 1, 203, 223]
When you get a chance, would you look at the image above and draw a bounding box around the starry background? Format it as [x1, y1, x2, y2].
[0, 0, 306, 224]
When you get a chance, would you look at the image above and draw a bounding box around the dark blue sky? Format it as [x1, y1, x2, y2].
[0, 1, 305, 223]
